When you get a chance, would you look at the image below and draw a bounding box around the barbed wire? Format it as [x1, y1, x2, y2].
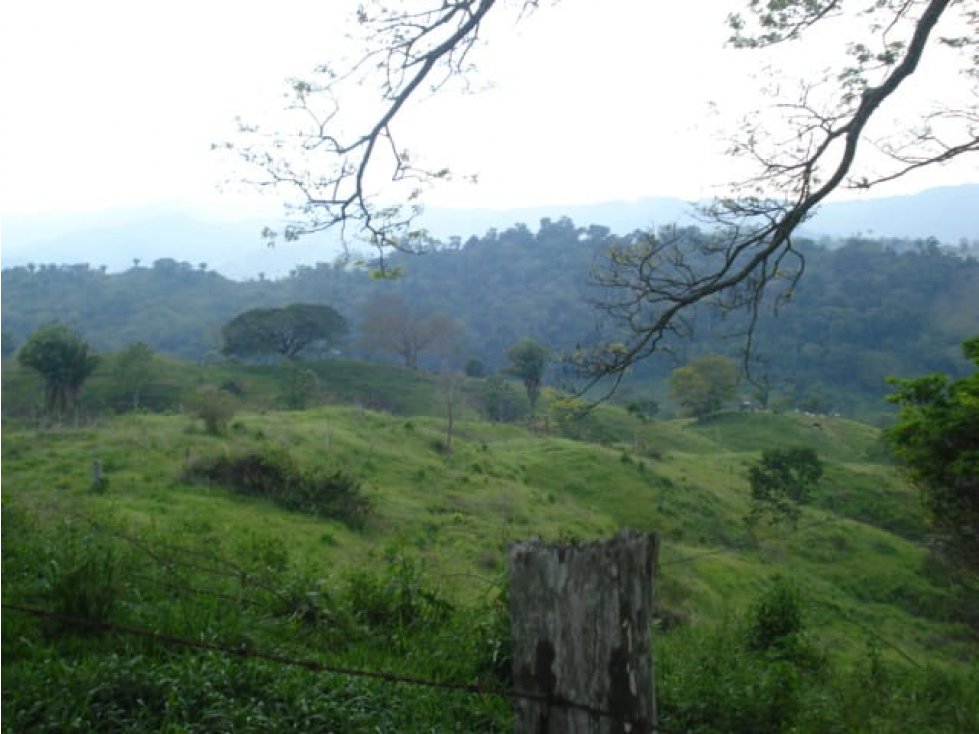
[2, 602, 682, 734]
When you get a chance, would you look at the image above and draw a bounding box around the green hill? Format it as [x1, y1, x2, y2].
[3, 358, 977, 732]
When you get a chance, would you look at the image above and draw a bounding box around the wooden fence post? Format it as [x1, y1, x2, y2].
[508, 530, 658, 733]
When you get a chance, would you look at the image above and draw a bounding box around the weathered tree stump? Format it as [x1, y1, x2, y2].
[508, 530, 658, 733]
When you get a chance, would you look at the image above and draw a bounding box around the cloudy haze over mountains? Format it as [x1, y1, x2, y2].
[2, 184, 977, 281]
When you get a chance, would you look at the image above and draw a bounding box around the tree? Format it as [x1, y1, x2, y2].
[885, 337, 979, 569]
[669, 354, 739, 419]
[17, 324, 100, 416]
[464, 357, 486, 378]
[222, 303, 348, 360]
[112, 341, 156, 410]
[506, 338, 549, 417]
[358, 293, 464, 369]
[230, 0, 976, 385]
[746, 447, 824, 529]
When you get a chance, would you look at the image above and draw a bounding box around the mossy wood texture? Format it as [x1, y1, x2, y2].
[508, 530, 658, 733]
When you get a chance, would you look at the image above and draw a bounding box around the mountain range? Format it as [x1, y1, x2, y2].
[2, 184, 976, 280]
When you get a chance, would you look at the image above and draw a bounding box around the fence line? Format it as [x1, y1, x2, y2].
[2, 602, 683, 734]
[62, 506, 923, 668]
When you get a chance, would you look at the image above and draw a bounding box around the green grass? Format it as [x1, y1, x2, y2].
[3, 360, 977, 731]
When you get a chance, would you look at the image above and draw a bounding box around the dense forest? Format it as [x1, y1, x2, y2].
[3, 217, 978, 418]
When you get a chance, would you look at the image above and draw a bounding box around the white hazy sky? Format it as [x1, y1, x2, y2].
[1, 0, 976, 220]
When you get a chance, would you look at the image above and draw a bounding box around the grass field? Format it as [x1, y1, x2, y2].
[3, 359, 977, 731]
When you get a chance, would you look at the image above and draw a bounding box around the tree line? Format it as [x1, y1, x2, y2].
[3, 220, 977, 415]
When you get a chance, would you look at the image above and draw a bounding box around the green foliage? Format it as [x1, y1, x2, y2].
[44, 535, 120, 632]
[185, 385, 238, 434]
[343, 550, 451, 632]
[3, 382, 979, 731]
[657, 615, 979, 734]
[222, 303, 348, 359]
[110, 341, 158, 410]
[747, 446, 824, 529]
[886, 336, 979, 569]
[476, 373, 527, 422]
[670, 354, 739, 418]
[280, 364, 320, 409]
[464, 357, 486, 378]
[505, 338, 548, 417]
[626, 398, 659, 421]
[746, 576, 805, 654]
[184, 445, 371, 528]
[17, 324, 99, 416]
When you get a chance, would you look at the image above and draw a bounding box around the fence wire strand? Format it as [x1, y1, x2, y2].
[2, 602, 687, 734]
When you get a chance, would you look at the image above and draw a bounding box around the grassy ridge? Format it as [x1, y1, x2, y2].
[3, 359, 978, 731]
[2, 399, 971, 665]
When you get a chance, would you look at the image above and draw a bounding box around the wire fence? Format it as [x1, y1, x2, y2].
[4, 504, 930, 731]
[2, 602, 680, 734]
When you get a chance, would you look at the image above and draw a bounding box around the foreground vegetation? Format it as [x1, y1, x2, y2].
[2, 354, 978, 732]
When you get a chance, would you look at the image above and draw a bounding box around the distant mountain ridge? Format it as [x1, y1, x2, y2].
[3, 184, 976, 280]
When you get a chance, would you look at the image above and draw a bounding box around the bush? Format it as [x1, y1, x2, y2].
[746, 575, 804, 653]
[184, 446, 371, 528]
[186, 386, 237, 434]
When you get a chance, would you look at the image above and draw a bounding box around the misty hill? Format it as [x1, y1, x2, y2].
[4, 217, 978, 420]
[3, 185, 976, 281]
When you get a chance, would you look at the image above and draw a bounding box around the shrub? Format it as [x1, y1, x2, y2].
[186, 386, 237, 435]
[747, 575, 804, 653]
[184, 446, 371, 528]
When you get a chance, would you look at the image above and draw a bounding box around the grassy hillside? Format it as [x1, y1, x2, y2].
[3, 361, 977, 731]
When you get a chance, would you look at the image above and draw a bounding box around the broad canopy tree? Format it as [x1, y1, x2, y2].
[17, 324, 100, 416]
[670, 354, 740, 419]
[229, 0, 977, 390]
[222, 303, 348, 360]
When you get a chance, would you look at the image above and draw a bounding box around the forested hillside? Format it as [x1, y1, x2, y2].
[4, 218, 977, 417]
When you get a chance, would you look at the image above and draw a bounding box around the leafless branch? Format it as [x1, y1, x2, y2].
[573, 0, 965, 397]
[228, 0, 509, 269]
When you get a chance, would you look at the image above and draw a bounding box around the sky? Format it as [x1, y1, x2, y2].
[1, 0, 977, 224]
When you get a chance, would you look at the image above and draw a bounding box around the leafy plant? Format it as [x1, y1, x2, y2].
[185, 385, 237, 435]
[184, 445, 371, 527]
[746, 446, 823, 529]
[886, 336, 979, 569]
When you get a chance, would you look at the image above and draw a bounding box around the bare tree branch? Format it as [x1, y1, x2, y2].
[572, 0, 974, 398]
[227, 0, 509, 270]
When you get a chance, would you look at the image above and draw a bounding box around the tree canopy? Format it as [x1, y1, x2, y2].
[17, 324, 100, 415]
[746, 447, 824, 529]
[670, 354, 740, 419]
[886, 337, 979, 569]
[222, 303, 348, 360]
[506, 338, 549, 417]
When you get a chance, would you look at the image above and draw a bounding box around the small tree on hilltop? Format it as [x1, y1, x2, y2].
[746, 447, 824, 530]
[222, 303, 348, 360]
[17, 324, 99, 416]
[506, 338, 549, 418]
[112, 341, 157, 410]
[670, 354, 739, 419]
